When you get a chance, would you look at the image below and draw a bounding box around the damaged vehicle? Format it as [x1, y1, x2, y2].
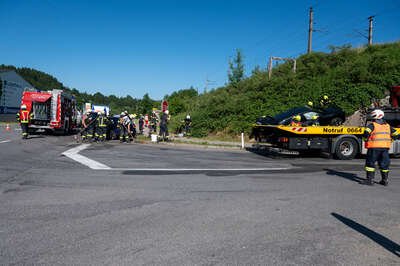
[256, 105, 346, 126]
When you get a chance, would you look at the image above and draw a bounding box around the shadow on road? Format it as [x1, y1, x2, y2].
[26, 135, 45, 139]
[331, 212, 400, 257]
[325, 169, 365, 184]
[246, 146, 333, 160]
[245, 146, 297, 159]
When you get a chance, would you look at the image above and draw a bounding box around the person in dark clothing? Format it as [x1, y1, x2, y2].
[159, 110, 170, 141]
[150, 111, 159, 134]
[119, 112, 131, 143]
[184, 114, 192, 136]
[138, 114, 144, 135]
[95, 111, 108, 142]
[83, 111, 98, 142]
[363, 109, 399, 186]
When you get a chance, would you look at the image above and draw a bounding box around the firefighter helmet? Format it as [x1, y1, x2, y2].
[21, 104, 27, 110]
[371, 109, 384, 119]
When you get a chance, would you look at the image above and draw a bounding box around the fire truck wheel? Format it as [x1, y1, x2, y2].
[334, 137, 358, 160]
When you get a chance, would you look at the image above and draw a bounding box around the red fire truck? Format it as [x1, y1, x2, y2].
[20, 89, 78, 134]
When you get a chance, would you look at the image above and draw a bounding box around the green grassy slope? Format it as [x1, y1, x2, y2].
[167, 42, 400, 137]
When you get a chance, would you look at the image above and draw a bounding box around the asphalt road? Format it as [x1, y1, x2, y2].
[0, 125, 399, 265]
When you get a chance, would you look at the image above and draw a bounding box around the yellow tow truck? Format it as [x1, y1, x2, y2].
[252, 124, 400, 160]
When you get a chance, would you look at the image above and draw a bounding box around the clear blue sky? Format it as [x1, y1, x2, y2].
[1, 0, 399, 100]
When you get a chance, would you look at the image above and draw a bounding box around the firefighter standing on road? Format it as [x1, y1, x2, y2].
[82, 110, 97, 142]
[119, 112, 131, 142]
[17, 104, 33, 139]
[96, 111, 108, 142]
[184, 114, 192, 136]
[138, 114, 144, 135]
[150, 110, 159, 134]
[363, 109, 399, 186]
[159, 110, 170, 141]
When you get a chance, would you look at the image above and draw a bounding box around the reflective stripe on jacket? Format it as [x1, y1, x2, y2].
[365, 122, 391, 149]
[98, 116, 107, 127]
[20, 110, 31, 123]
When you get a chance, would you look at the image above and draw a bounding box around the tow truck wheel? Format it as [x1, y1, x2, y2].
[334, 138, 358, 160]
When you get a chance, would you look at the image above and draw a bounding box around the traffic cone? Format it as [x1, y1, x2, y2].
[5, 124, 11, 131]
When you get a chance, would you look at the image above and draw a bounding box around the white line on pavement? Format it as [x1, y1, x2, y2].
[62, 144, 111, 170]
[107, 167, 291, 171]
[62, 144, 292, 171]
[0, 140, 11, 144]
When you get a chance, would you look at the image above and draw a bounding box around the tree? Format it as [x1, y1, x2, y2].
[228, 49, 245, 85]
[140, 93, 154, 114]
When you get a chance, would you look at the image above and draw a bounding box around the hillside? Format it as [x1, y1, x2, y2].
[166, 42, 400, 137]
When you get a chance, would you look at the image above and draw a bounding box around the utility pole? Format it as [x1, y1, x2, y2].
[368, 16, 374, 46]
[205, 76, 215, 93]
[307, 6, 313, 54]
[268, 57, 273, 79]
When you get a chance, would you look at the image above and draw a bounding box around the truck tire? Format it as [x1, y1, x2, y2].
[334, 137, 358, 160]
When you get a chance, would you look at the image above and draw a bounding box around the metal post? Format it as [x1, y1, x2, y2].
[268, 57, 273, 79]
[368, 16, 374, 46]
[307, 7, 313, 53]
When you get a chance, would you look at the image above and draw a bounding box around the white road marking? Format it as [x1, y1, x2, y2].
[62, 144, 111, 170]
[107, 167, 291, 171]
[0, 140, 11, 144]
[62, 144, 292, 171]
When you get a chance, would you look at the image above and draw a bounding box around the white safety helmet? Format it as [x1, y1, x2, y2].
[120, 112, 125, 116]
[371, 109, 384, 119]
[165, 110, 169, 115]
[186, 115, 190, 119]
[21, 104, 27, 110]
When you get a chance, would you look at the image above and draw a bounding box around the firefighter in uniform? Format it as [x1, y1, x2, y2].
[150, 110, 159, 134]
[363, 109, 399, 186]
[184, 114, 192, 136]
[138, 114, 144, 135]
[319, 95, 331, 108]
[159, 110, 170, 141]
[310, 115, 320, 126]
[96, 111, 108, 142]
[82, 110, 97, 142]
[17, 104, 33, 139]
[290, 115, 302, 126]
[119, 112, 131, 142]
